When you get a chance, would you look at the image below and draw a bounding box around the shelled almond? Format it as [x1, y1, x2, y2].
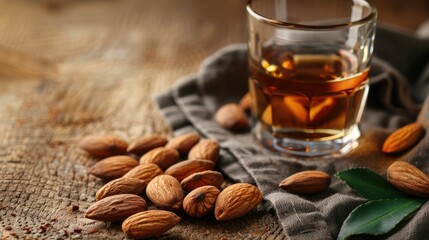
[183, 186, 220, 218]
[146, 175, 184, 210]
[387, 161, 429, 198]
[165, 159, 215, 182]
[122, 163, 163, 183]
[215, 103, 249, 131]
[88, 155, 138, 181]
[127, 134, 168, 156]
[139, 147, 179, 170]
[382, 122, 424, 154]
[79, 134, 128, 157]
[181, 170, 224, 192]
[85, 194, 147, 222]
[279, 170, 331, 194]
[188, 139, 220, 163]
[95, 178, 146, 201]
[165, 132, 200, 155]
[122, 210, 181, 239]
[215, 183, 262, 221]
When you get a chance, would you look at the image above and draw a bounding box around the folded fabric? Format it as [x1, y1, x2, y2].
[155, 27, 429, 240]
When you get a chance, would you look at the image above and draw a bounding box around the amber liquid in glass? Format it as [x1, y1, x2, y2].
[249, 45, 369, 141]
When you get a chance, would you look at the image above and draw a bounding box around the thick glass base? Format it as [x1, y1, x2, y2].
[255, 124, 360, 157]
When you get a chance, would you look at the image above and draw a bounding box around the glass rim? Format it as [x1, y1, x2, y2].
[246, 0, 377, 30]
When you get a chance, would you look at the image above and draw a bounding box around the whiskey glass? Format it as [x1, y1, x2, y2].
[247, 0, 377, 156]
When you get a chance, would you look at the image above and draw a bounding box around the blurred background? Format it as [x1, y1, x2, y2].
[0, 0, 427, 83]
[0, 0, 428, 129]
[369, 0, 429, 31]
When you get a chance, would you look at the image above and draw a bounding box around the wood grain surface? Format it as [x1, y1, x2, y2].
[0, 0, 427, 239]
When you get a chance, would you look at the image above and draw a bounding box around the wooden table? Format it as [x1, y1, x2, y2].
[0, 0, 427, 239]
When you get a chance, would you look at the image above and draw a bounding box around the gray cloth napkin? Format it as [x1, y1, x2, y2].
[155, 27, 429, 240]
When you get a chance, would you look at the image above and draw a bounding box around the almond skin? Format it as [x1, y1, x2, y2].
[215, 183, 262, 221]
[188, 139, 220, 163]
[215, 103, 249, 131]
[382, 122, 424, 154]
[79, 134, 128, 157]
[165, 133, 200, 155]
[96, 178, 146, 201]
[122, 163, 163, 183]
[88, 156, 138, 181]
[387, 161, 429, 198]
[139, 147, 179, 170]
[122, 210, 180, 239]
[183, 186, 220, 218]
[239, 92, 251, 112]
[85, 194, 147, 222]
[279, 170, 330, 194]
[146, 175, 184, 210]
[127, 134, 168, 156]
[165, 159, 214, 182]
[181, 170, 224, 192]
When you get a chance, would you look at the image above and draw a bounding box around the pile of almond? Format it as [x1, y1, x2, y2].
[80, 133, 262, 239]
[79, 94, 426, 237]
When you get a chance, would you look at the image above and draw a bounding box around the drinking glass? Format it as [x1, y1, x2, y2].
[247, 0, 377, 156]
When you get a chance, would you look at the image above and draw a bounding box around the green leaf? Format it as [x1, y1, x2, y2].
[335, 168, 409, 200]
[337, 198, 425, 240]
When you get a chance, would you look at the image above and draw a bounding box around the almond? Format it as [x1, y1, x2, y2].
[127, 134, 168, 156]
[122, 163, 163, 183]
[387, 161, 429, 198]
[382, 122, 424, 154]
[79, 134, 128, 157]
[215, 103, 249, 131]
[85, 194, 147, 222]
[88, 155, 138, 181]
[122, 210, 180, 239]
[188, 139, 220, 163]
[139, 147, 179, 170]
[181, 170, 224, 192]
[239, 92, 251, 112]
[95, 178, 146, 201]
[215, 183, 262, 221]
[279, 170, 330, 194]
[183, 186, 220, 218]
[165, 133, 200, 155]
[165, 159, 214, 182]
[146, 175, 183, 210]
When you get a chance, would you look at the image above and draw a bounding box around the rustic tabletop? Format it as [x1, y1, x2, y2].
[0, 0, 427, 239]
